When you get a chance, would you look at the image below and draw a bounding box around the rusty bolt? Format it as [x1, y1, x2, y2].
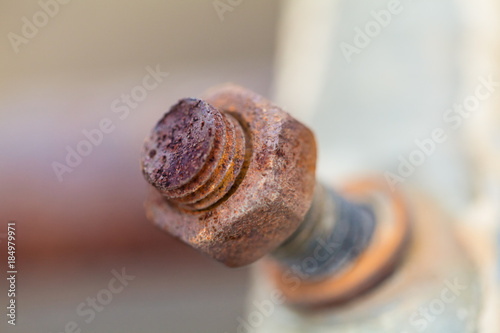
[141, 84, 411, 307]
[141, 84, 317, 267]
[142, 98, 246, 211]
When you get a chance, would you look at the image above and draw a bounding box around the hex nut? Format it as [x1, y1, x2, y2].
[143, 84, 317, 267]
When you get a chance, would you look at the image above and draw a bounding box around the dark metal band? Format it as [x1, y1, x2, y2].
[272, 183, 376, 281]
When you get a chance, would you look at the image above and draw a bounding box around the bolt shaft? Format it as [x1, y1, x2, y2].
[272, 183, 376, 280]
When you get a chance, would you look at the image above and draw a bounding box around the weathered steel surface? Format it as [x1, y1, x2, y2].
[142, 84, 317, 267]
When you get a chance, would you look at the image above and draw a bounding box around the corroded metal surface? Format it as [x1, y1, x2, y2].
[142, 98, 222, 193]
[271, 183, 376, 282]
[267, 179, 411, 308]
[142, 84, 317, 267]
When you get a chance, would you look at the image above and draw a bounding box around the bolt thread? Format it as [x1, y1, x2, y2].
[164, 111, 246, 211]
[141, 99, 247, 211]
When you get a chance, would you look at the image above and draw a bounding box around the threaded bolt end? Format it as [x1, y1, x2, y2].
[141, 98, 246, 211]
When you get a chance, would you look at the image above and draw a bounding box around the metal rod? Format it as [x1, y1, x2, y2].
[272, 182, 376, 281]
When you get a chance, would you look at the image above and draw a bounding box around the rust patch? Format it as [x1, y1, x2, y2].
[141, 98, 218, 192]
[172, 112, 238, 207]
[142, 84, 317, 267]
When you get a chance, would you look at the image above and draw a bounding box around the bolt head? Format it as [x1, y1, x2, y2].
[144, 85, 317, 267]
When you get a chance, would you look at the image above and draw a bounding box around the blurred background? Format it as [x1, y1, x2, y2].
[0, 0, 498, 332]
